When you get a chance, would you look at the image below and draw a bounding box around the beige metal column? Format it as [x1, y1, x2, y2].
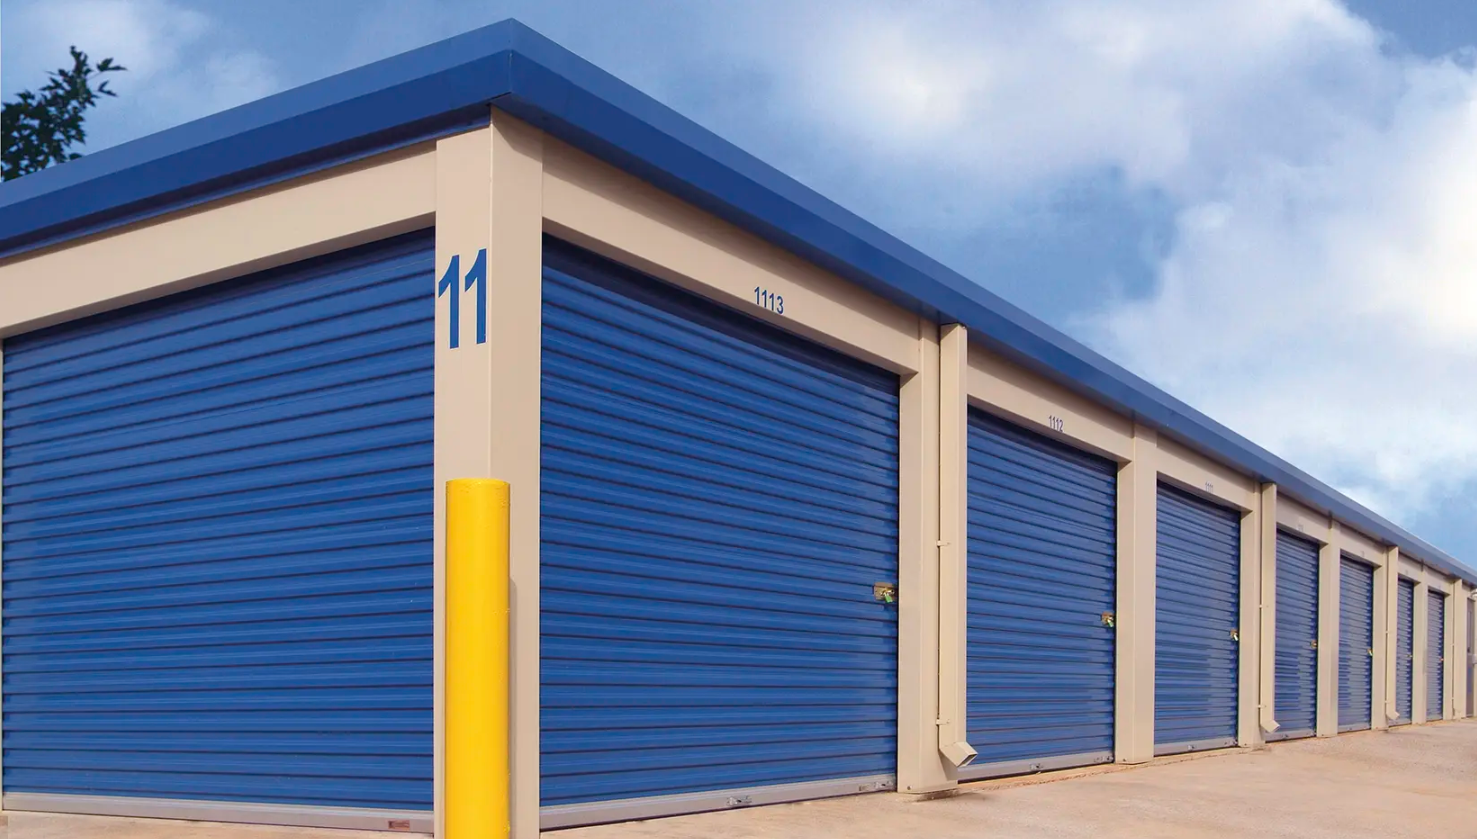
[1238, 498, 1264, 746]
[1455, 583, 1469, 718]
[1315, 523, 1340, 737]
[435, 115, 545, 838]
[897, 319, 950, 793]
[488, 114, 546, 839]
[1370, 560, 1390, 731]
[1413, 575, 1429, 724]
[1382, 547, 1399, 726]
[1447, 585, 1462, 720]
[936, 324, 975, 772]
[1114, 423, 1157, 763]
[435, 126, 495, 838]
[1257, 484, 1278, 740]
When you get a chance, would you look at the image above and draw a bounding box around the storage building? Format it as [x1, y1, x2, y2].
[0, 19, 1472, 838]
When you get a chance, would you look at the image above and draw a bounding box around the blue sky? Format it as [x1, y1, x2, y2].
[6, 1, 1477, 562]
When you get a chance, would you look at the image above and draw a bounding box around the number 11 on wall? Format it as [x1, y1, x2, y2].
[438, 249, 489, 349]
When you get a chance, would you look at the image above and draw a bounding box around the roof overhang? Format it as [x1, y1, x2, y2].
[2, 19, 1471, 584]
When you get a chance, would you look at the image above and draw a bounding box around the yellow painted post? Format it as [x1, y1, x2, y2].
[447, 479, 510, 839]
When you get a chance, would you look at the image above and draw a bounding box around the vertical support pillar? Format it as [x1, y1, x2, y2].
[1413, 574, 1429, 724]
[936, 325, 974, 771]
[1114, 423, 1157, 764]
[1454, 583, 1469, 719]
[897, 319, 949, 793]
[1381, 547, 1400, 726]
[1237, 494, 1263, 747]
[435, 126, 495, 838]
[434, 115, 545, 839]
[1370, 558, 1389, 731]
[1257, 484, 1278, 740]
[1447, 585, 1462, 720]
[1315, 522, 1340, 737]
[486, 114, 545, 839]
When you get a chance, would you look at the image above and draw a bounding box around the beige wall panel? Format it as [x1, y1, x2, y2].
[1154, 437, 1257, 511]
[1398, 554, 1424, 582]
[1334, 525, 1384, 565]
[1425, 568, 1456, 594]
[896, 322, 948, 793]
[541, 138, 918, 375]
[1114, 424, 1157, 764]
[964, 344, 1133, 462]
[0, 146, 436, 336]
[1275, 496, 1330, 543]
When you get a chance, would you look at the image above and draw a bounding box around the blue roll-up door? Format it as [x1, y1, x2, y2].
[1428, 591, 1446, 721]
[539, 239, 899, 824]
[1395, 578, 1415, 725]
[1338, 557, 1375, 732]
[1271, 531, 1318, 740]
[1154, 484, 1240, 754]
[0, 233, 435, 822]
[962, 410, 1116, 778]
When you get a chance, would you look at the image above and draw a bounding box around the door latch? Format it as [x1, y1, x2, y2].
[1101, 611, 1116, 628]
[1230, 628, 1240, 642]
[1367, 647, 1375, 657]
[1310, 640, 1318, 650]
[873, 582, 897, 604]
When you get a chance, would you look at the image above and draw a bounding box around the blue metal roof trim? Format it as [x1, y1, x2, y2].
[0, 20, 1469, 584]
[0, 27, 522, 256]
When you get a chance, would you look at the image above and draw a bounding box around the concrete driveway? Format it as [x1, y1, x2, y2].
[6, 721, 1477, 838]
[565, 721, 1477, 839]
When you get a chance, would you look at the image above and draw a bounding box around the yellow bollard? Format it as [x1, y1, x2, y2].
[446, 479, 510, 839]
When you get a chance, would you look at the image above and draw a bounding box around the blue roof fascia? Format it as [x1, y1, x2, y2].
[0, 21, 1469, 585]
[0, 24, 525, 258]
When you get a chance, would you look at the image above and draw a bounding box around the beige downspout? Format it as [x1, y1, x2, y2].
[936, 323, 976, 770]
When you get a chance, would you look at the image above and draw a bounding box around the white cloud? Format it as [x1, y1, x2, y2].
[5, 0, 280, 150]
[723, 1, 1390, 217]
[723, 1, 1477, 530]
[1083, 50, 1477, 523]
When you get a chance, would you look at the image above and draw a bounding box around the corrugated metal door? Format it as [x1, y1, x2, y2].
[1271, 531, 1318, 740]
[1154, 484, 1240, 754]
[1338, 558, 1375, 732]
[1428, 591, 1446, 721]
[0, 233, 435, 824]
[539, 239, 899, 825]
[962, 410, 1116, 778]
[1395, 578, 1415, 725]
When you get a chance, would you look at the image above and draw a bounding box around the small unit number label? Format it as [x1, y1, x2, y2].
[1047, 415, 1065, 433]
[754, 286, 785, 314]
